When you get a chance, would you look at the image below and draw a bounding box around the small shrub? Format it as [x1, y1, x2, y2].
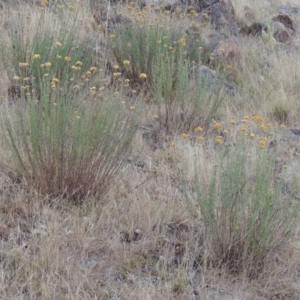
[110, 18, 223, 135]
[0, 7, 139, 201]
[151, 48, 224, 134]
[272, 105, 289, 124]
[109, 18, 203, 88]
[186, 145, 300, 277]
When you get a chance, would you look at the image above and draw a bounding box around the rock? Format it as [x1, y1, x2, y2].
[288, 129, 300, 137]
[209, 0, 239, 36]
[272, 14, 296, 36]
[244, 5, 255, 23]
[240, 22, 267, 37]
[278, 5, 300, 17]
[93, 4, 131, 32]
[198, 32, 228, 64]
[274, 42, 296, 55]
[166, 0, 219, 13]
[190, 65, 238, 96]
[0, 224, 10, 241]
[94, 40, 119, 74]
[133, 228, 142, 241]
[212, 37, 241, 67]
[7, 84, 22, 104]
[272, 21, 291, 43]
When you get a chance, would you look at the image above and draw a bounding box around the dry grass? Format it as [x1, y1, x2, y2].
[1, 0, 300, 299]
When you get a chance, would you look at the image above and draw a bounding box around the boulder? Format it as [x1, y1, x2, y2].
[209, 0, 239, 36]
[272, 14, 296, 36]
[240, 22, 267, 37]
[212, 37, 241, 67]
[278, 5, 300, 17]
[272, 21, 291, 44]
[190, 64, 238, 96]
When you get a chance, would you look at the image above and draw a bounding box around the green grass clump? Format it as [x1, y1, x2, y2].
[187, 145, 300, 277]
[0, 7, 139, 201]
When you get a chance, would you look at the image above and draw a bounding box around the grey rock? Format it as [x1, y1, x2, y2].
[278, 5, 300, 17]
[209, 0, 239, 36]
[191, 65, 238, 96]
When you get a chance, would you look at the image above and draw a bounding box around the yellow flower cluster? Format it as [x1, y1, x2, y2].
[32, 54, 41, 60]
[181, 133, 188, 139]
[55, 41, 63, 48]
[213, 123, 222, 130]
[215, 136, 223, 144]
[140, 73, 147, 79]
[194, 126, 203, 133]
[252, 115, 263, 123]
[178, 38, 186, 46]
[242, 116, 249, 123]
[19, 62, 29, 68]
[259, 136, 268, 149]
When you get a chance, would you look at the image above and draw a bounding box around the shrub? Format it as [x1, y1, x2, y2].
[151, 48, 224, 135]
[186, 145, 300, 277]
[110, 18, 223, 135]
[0, 6, 139, 201]
[109, 17, 203, 88]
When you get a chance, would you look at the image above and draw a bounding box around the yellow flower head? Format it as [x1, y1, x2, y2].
[54, 41, 63, 47]
[178, 38, 186, 46]
[152, 115, 159, 120]
[242, 116, 249, 123]
[249, 133, 255, 139]
[19, 62, 29, 68]
[259, 124, 266, 131]
[229, 120, 236, 125]
[198, 136, 205, 141]
[123, 60, 130, 66]
[32, 54, 41, 60]
[76, 61, 83, 67]
[64, 56, 71, 62]
[215, 136, 223, 144]
[170, 142, 176, 147]
[45, 62, 52, 68]
[181, 133, 188, 139]
[213, 123, 222, 130]
[194, 126, 203, 133]
[140, 73, 147, 79]
[90, 66, 97, 72]
[252, 115, 263, 123]
[13, 76, 20, 81]
[51, 77, 59, 83]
